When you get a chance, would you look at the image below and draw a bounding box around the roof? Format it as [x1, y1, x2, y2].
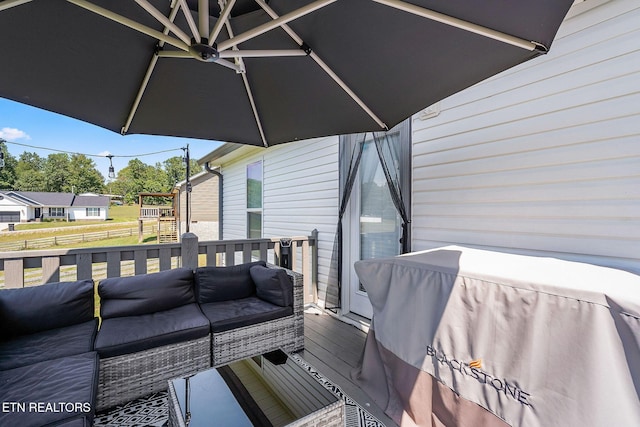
[71, 195, 110, 207]
[1, 191, 110, 207]
[197, 142, 246, 165]
[174, 170, 214, 188]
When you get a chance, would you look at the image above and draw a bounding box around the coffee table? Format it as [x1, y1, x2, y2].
[167, 350, 344, 427]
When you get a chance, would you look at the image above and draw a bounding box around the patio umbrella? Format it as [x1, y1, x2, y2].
[0, 0, 574, 147]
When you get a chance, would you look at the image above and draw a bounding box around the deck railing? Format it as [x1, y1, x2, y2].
[0, 230, 319, 303]
[139, 206, 175, 219]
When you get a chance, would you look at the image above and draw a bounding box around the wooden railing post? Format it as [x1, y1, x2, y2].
[181, 232, 199, 269]
[4, 258, 24, 288]
[310, 230, 319, 303]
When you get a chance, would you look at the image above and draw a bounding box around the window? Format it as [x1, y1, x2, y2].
[86, 207, 101, 217]
[49, 207, 65, 217]
[247, 160, 263, 238]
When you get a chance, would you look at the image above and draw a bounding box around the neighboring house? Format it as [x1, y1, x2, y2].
[175, 170, 220, 241]
[0, 191, 110, 230]
[198, 0, 639, 319]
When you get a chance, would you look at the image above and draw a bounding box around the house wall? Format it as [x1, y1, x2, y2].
[177, 172, 219, 240]
[67, 206, 109, 221]
[0, 196, 26, 230]
[410, 0, 640, 273]
[216, 136, 340, 305]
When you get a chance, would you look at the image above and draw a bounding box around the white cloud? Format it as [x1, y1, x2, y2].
[0, 127, 30, 141]
[97, 151, 112, 157]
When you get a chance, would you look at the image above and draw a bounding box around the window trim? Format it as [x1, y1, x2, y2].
[86, 207, 101, 217]
[49, 207, 65, 217]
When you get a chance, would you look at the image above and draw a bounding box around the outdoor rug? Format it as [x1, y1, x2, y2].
[94, 354, 385, 427]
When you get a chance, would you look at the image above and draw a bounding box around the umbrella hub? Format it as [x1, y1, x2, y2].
[189, 40, 219, 63]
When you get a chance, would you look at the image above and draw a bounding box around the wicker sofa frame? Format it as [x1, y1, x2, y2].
[212, 267, 304, 366]
[96, 265, 304, 411]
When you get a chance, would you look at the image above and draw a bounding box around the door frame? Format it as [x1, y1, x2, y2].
[340, 120, 412, 319]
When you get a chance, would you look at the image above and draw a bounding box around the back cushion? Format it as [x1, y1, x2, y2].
[0, 280, 94, 340]
[250, 265, 293, 307]
[99, 268, 195, 319]
[195, 261, 266, 303]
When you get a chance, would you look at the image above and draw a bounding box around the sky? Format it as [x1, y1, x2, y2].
[0, 97, 224, 179]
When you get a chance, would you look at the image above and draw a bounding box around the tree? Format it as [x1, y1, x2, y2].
[43, 153, 71, 193]
[67, 154, 105, 194]
[112, 158, 167, 204]
[163, 156, 203, 189]
[0, 140, 17, 190]
[14, 152, 46, 191]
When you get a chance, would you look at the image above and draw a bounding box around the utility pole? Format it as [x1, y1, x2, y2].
[183, 145, 191, 233]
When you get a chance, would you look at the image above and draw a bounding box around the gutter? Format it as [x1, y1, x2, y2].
[204, 162, 223, 240]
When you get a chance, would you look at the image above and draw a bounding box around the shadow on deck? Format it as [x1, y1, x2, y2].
[301, 311, 397, 427]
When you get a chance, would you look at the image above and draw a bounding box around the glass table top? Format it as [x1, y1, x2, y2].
[170, 351, 340, 427]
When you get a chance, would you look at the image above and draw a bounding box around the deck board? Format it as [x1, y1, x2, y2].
[301, 311, 397, 427]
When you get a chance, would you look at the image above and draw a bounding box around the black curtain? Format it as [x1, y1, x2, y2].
[326, 128, 410, 311]
[373, 131, 411, 254]
[325, 133, 366, 311]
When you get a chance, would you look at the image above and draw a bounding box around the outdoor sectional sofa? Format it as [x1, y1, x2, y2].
[0, 279, 99, 427]
[0, 261, 304, 425]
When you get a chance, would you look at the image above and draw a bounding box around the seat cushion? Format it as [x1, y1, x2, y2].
[0, 352, 98, 427]
[195, 261, 265, 303]
[250, 265, 293, 307]
[95, 303, 210, 358]
[48, 416, 91, 427]
[200, 297, 293, 333]
[0, 280, 94, 340]
[99, 268, 195, 319]
[0, 319, 98, 371]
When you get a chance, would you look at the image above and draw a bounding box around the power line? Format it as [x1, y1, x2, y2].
[1, 140, 182, 158]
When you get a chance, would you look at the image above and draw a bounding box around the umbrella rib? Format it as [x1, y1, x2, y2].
[217, 0, 337, 52]
[135, 0, 192, 46]
[177, 0, 201, 42]
[220, 7, 268, 146]
[254, 0, 387, 130]
[219, 49, 307, 58]
[122, 1, 183, 135]
[372, 0, 542, 51]
[241, 72, 268, 147]
[66, 0, 189, 52]
[0, 0, 32, 12]
[209, 0, 236, 46]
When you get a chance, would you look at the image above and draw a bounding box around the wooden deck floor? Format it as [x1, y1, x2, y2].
[300, 310, 397, 427]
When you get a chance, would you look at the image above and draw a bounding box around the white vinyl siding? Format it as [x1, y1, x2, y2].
[67, 206, 109, 221]
[218, 137, 340, 304]
[411, 0, 640, 273]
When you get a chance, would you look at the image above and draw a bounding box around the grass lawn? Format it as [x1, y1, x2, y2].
[14, 205, 140, 231]
[53, 234, 159, 249]
[0, 205, 160, 248]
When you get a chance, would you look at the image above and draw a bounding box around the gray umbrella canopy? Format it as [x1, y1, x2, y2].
[0, 0, 574, 147]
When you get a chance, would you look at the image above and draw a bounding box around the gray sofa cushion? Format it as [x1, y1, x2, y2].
[195, 261, 266, 303]
[95, 303, 210, 358]
[99, 268, 195, 319]
[0, 280, 94, 340]
[250, 265, 293, 307]
[48, 416, 91, 426]
[0, 352, 98, 427]
[200, 297, 293, 333]
[0, 319, 98, 371]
